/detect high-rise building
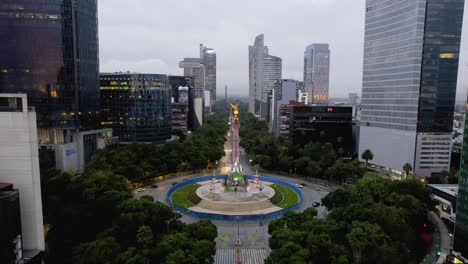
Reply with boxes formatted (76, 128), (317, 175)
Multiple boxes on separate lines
(303, 44), (330, 104)
(0, 94), (44, 260)
(263, 55), (282, 120)
(169, 76), (196, 130)
(348, 93), (359, 106)
(454, 97), (468, 258)
(280, 104), (354, 155)
(249, 34), (282, 119)
(358, 0), (464, 177)
(269, 80), (301, 136)
(100, 73), (172, 144)
(0, 0), (100, 141)
(200, 44), (217, 106)
(0, 182), (22, 263)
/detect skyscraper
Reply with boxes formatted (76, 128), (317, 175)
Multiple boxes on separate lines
(0, 0), (100, 142)
(248, 34), (282, 119)
(200, 44), (217, 106)
(454, 96), (468, 257)
(269, 79), (301, 136)
(100, 73), (172, 143)
(303, 44), (330, 104)
(358, 0), (464, 177)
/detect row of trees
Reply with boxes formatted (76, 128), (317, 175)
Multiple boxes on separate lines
(266, 174), (434, 264)
(239, 107), (365, 183)
(86, 110), (228, 183)
(41, 169), (217, 263)
(40, 109), (232, 263)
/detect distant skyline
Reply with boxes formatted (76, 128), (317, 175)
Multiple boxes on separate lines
(99, 0), (468, 99)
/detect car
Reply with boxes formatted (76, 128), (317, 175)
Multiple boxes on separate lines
(301, 183), (307, 186)
(150, 184), (158, 188)
(172, 182), (179, 186)
(137, 188), (145, 192)
(295, 183), (303, 188)
(313, 202), (320, 207)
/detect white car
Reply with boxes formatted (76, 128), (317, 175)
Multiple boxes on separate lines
(295, 184), (303, 188)
(137, 188), (146, 192)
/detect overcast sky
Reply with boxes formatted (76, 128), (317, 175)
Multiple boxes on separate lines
(99, 0), (468, 100)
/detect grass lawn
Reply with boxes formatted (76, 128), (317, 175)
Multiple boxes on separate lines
(171, 183), (202, 208)
(269, 184), (299, 208)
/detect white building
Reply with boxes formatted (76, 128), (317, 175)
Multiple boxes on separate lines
(0, 94), (44, 255)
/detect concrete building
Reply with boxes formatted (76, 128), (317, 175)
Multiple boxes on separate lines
(303, 44), (330, 104)
(359, 0), (465, 177)
(100, 73), (172, 144)
(248, 34), (282, 119)
(55, 128), (115, 172)
(0, 94), (44, 260)
(269, 80), (301, 136)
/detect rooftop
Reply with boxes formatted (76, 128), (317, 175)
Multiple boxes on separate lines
(428, 184), (458, 197)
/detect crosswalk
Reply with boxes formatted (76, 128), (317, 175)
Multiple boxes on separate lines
(215, 248), (271, 264)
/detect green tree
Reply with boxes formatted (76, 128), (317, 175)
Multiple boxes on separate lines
(403, 163), (412, 178)
(72, 237), (120, 264)
(361, 149), (373, 168)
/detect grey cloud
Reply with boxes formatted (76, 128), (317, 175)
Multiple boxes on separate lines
(99, 0), (468, 99)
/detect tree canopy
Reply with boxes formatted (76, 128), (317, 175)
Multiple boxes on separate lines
(267, 174), (434, 264)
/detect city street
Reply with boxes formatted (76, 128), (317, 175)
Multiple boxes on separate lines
(134, 142), (336, 263)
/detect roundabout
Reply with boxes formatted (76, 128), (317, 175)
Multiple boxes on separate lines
(167, 174), (302, 221)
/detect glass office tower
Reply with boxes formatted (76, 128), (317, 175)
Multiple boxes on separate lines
(359, 0), (464, 177)
(100, 73), (172, 143)
(248, 34), (282, 120)
(0, 0), (99, 131)
(303, 44), (330, 104)
(455, 98), (468, 257)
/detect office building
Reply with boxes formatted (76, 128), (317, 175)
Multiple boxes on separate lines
(269, 80), (301, 136)
(263, 55), (282, 120)
(0, 182), (22, 263)
(100, 73), (172, 144)
(0, 0), (100, 140)
(303, 44), (330, 104)
(348, 93), (359, 106)
(0, 94), (44, 260)
(200, 44), (217, 106)
(169, 76), (197, 130)
(171, 102), (188, 133)
(359, 0), (464, 177)
(249, 34), (282, 119)
(455, 99), (468, 257)
(280, 104), (354, 156)
(179, 44), (216, 117)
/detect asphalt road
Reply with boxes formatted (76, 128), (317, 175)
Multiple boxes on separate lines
(133, 145), (336, 251)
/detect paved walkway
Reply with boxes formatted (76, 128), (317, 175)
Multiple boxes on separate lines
(215, 249), (270, 264)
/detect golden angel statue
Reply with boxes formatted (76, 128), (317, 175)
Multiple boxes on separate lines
(229, 102), (240, 118)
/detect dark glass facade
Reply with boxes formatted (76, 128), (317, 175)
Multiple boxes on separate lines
(0, 183), (22, 264)
(169, 76), (196, 131)
(100, 74), (172, 143)
(417, 0), (464, 133)
(284, 105), (354, 156)
(455, 102), (468, 256)
(0, 0), (99, 129)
